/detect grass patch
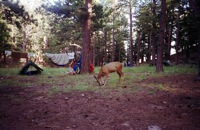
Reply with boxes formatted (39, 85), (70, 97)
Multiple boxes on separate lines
(0, 64), (197, 76)
(0, 68), (19, 76)
(48, 86), (63, 95)
(0, 77), (34, 87)
(42, 68), (67, 76)
(0, 64), (197, 95)
(164, 65), (197, 74)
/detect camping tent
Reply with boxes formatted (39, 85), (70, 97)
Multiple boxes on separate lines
(19, 61), (43, 75)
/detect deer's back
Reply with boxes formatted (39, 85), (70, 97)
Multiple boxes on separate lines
(102, 62), (122, 73)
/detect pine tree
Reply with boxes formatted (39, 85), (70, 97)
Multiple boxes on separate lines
(156, 0), (166, 72)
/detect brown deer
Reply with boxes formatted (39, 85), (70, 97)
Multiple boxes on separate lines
(94, 62), (124, 86)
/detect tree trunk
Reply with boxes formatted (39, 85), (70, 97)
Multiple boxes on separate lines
(118, 45), (121, 62)
(90, 32), (95, 66)
(111, 19), (115, 62)
(3, 51), (6, 63)
(136, 31), (141, 67)
(129, 0), (134, 66)
(93, 33), (96, 66)
(189, 0), (200, 78)
(111, 1), (116, 62)
(104, 29), (108, 62)
(151, 31), (156, 66)
(22, 25), (30, 52)
(43, 36), (48, 50)
(165, 1), (174, 61)
(23, 30), (27, 52)
(81, 0), (92, 73)
(175, 6), (180, 65)
(156, 0), (166, 72)
(151, 0), (157, 66)
(147, 33), (151, 63)
(198, 40), (200, 78)
(166, 24), (172, 60)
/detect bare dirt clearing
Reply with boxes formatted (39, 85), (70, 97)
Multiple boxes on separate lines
(0, 74), (200, 130)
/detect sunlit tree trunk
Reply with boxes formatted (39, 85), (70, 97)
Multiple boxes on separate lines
(81, 0), (92, 73)
(22, 30), (27, 52)
(156, 0), (166, 72)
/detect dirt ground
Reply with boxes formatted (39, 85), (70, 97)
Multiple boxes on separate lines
(0, 74), (200, 130)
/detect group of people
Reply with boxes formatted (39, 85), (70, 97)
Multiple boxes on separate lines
(67, 60), (94, 75)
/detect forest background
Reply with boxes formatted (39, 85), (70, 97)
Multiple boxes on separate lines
(0, 0), (199, 76)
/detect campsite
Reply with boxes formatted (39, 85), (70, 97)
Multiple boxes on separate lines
(0, 66), (200, 130)
(0, 0), (200, 130)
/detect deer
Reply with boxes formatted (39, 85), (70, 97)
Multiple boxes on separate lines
(94, 62), (124, 86)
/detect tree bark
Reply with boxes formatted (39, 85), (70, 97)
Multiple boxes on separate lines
(198, 38), (200, 78)
(166, 24), (172, 60)
(111, 27), (115, 62)
(23, 30), (27, 52)
(3, 51), (6, 63)
(156, 0), (166, 72)
(189, 0), (200, 78)
(151, 0), (157, 66)
(104, 29), (108, 62)
(165, 0), (174, 61)
(81, 0), (92, 73)
(93, 32), (96, 66)
(22, 25), (30, 52)
(111, 1), (116, 62)
(147, 33), (151, 63)
(175, 6), (180, 65)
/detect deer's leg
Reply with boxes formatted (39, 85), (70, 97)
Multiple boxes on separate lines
(117, 70), (124, 81)
(117, 72), (121, 82)
(120, 71), (124, 81)
(116, 70), (124, 85)
(103, 75), (108, 86)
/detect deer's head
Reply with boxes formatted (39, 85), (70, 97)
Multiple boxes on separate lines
(94, 75), (103, 86)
